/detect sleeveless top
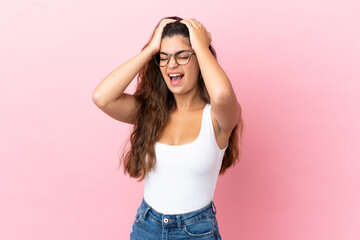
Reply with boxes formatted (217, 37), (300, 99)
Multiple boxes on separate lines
(143, 103), (228, 214)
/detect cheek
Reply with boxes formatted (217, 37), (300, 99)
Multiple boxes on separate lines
(160, 69), (167, 80)
(189, 60), (200, 76)
(187, 65), (200, 80)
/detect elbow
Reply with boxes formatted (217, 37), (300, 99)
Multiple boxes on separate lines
(92, 91), (105, 108)
(212, 88), (232, 105)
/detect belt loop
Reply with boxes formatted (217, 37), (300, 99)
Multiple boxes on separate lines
(142, 206), (151, 220)
(176, 215), (181, 229)
(211, 201), (217, 215)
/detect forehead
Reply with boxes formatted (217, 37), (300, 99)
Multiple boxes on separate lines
(160, 35), (192, 53)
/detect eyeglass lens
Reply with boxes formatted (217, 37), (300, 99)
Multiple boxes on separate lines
(156, 51), (192, 66)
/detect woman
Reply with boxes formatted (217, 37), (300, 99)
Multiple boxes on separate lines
(92, 16), (243, 240)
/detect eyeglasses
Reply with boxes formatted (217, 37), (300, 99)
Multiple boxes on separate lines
(153, 50), (196, 67)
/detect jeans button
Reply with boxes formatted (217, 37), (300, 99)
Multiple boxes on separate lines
(163, 218), (169, 223)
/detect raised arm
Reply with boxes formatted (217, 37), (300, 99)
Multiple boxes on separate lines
(92, 18), (176, 124)
(180, 18), (240, 132)
(92, 47), (152, 124)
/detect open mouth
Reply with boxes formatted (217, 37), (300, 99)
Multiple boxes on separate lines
(168, 73), (184, 85)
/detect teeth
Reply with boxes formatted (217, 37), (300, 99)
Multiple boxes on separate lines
(169, 74), (182, 77)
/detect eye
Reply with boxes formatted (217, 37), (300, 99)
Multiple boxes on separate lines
(159, 53), (168, 61)
(176, 51), (190, 59)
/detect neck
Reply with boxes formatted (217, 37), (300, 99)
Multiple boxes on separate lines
(172, 87), (206, 112)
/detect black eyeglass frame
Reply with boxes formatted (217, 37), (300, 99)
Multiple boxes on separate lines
(153, 50), (196, 67)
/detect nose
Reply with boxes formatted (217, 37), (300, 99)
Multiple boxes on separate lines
(168, 54), (178, 68)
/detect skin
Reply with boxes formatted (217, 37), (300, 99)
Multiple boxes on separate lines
(156, 19), (239, 149)
(92, 18), (240, 150)
(159, 35), (203, 110)
(157, 35), (207, 146)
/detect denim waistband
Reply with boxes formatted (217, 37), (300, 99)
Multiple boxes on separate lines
(138, 198), (217, 229)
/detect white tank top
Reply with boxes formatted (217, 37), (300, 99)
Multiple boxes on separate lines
(143, 103), (228, 214)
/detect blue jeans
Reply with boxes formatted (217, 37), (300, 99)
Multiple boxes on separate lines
(130, 198), (222, 239)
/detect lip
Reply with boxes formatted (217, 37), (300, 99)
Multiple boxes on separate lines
(167, 71), (184, 76)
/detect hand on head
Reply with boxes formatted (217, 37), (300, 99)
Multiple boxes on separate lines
(147, 17), (211, 56)
(180, 18), (212, 53)
(147, 18), (177, 55)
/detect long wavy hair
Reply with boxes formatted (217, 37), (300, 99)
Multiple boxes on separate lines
(119, 16), (244, 182)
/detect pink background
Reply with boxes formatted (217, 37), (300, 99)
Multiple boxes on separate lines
(1, 0), (359, 239)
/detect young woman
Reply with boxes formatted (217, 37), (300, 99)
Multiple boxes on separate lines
(92, 16), (243, 240)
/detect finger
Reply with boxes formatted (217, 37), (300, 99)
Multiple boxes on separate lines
(164, 18), (177, 23)
(180, 19), (196, 29)
(159, 18), (176, 27)
(190, 18), (202, 28)
(163, 18), (177, 25)
(187, 18), (200, 28)
(157, 18), (176, 31)
(163, 17), (177, 22)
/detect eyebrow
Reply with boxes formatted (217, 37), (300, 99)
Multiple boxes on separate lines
(159, 50), (189, 54)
